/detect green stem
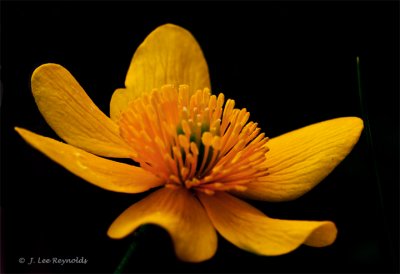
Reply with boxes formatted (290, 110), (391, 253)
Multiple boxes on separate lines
(356, 57), (394, 262)
(356, 57), (384, 210)
(114, 227), (145, 274)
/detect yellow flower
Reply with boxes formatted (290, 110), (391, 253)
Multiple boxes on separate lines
(16, 24), (363, 263)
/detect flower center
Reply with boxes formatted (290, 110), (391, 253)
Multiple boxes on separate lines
(119, 85), (269, 195)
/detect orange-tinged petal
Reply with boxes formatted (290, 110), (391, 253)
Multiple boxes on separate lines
(15, 127), (163, 193)
(232, 117), (363, 201)
(110, 24), (210, 121)
(198, 191), (337, 256)
(31, 63), (131, 158)
(108, 187), (217, 262)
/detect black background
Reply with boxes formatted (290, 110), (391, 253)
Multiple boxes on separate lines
(1, 1), (399, 273)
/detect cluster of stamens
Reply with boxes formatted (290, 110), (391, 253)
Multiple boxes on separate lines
(119, 85), (269, 195)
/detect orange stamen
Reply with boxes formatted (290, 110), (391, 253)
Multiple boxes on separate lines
(119, 85), (269, 194)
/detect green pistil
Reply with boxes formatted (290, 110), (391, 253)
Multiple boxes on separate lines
(176, 121), (216, 177)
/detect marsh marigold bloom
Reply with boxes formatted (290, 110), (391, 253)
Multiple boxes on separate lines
(16, 24), (363, 262)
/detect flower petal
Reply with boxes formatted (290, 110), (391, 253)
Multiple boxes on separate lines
(31, 63), (131, 158)
(108, 187), (217, 262)
(15, 128), (163, 193)
(110, 24), (210, 121)
(198, 191), (337, 256)
(232, 117), (363, 201)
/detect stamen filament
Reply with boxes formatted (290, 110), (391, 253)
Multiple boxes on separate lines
(119, 85), (269, 194)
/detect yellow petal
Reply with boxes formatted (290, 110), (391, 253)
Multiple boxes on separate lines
(110, 24), (210, 121)
(15, 128), (163, 193)
(198, 191), (337, 256)
(232, 117), (363, 201)
(108, 187), (217, 262)
(31, 63), (131, 158)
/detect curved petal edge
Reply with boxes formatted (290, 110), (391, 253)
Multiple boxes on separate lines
(232, 117), (364, 201)
(15, 127), (163, 193)
(110, 24), (210, 121)
(198, 192), (337, 256)
(32, 63), (131, 158)
(108, 187), (217, 262)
